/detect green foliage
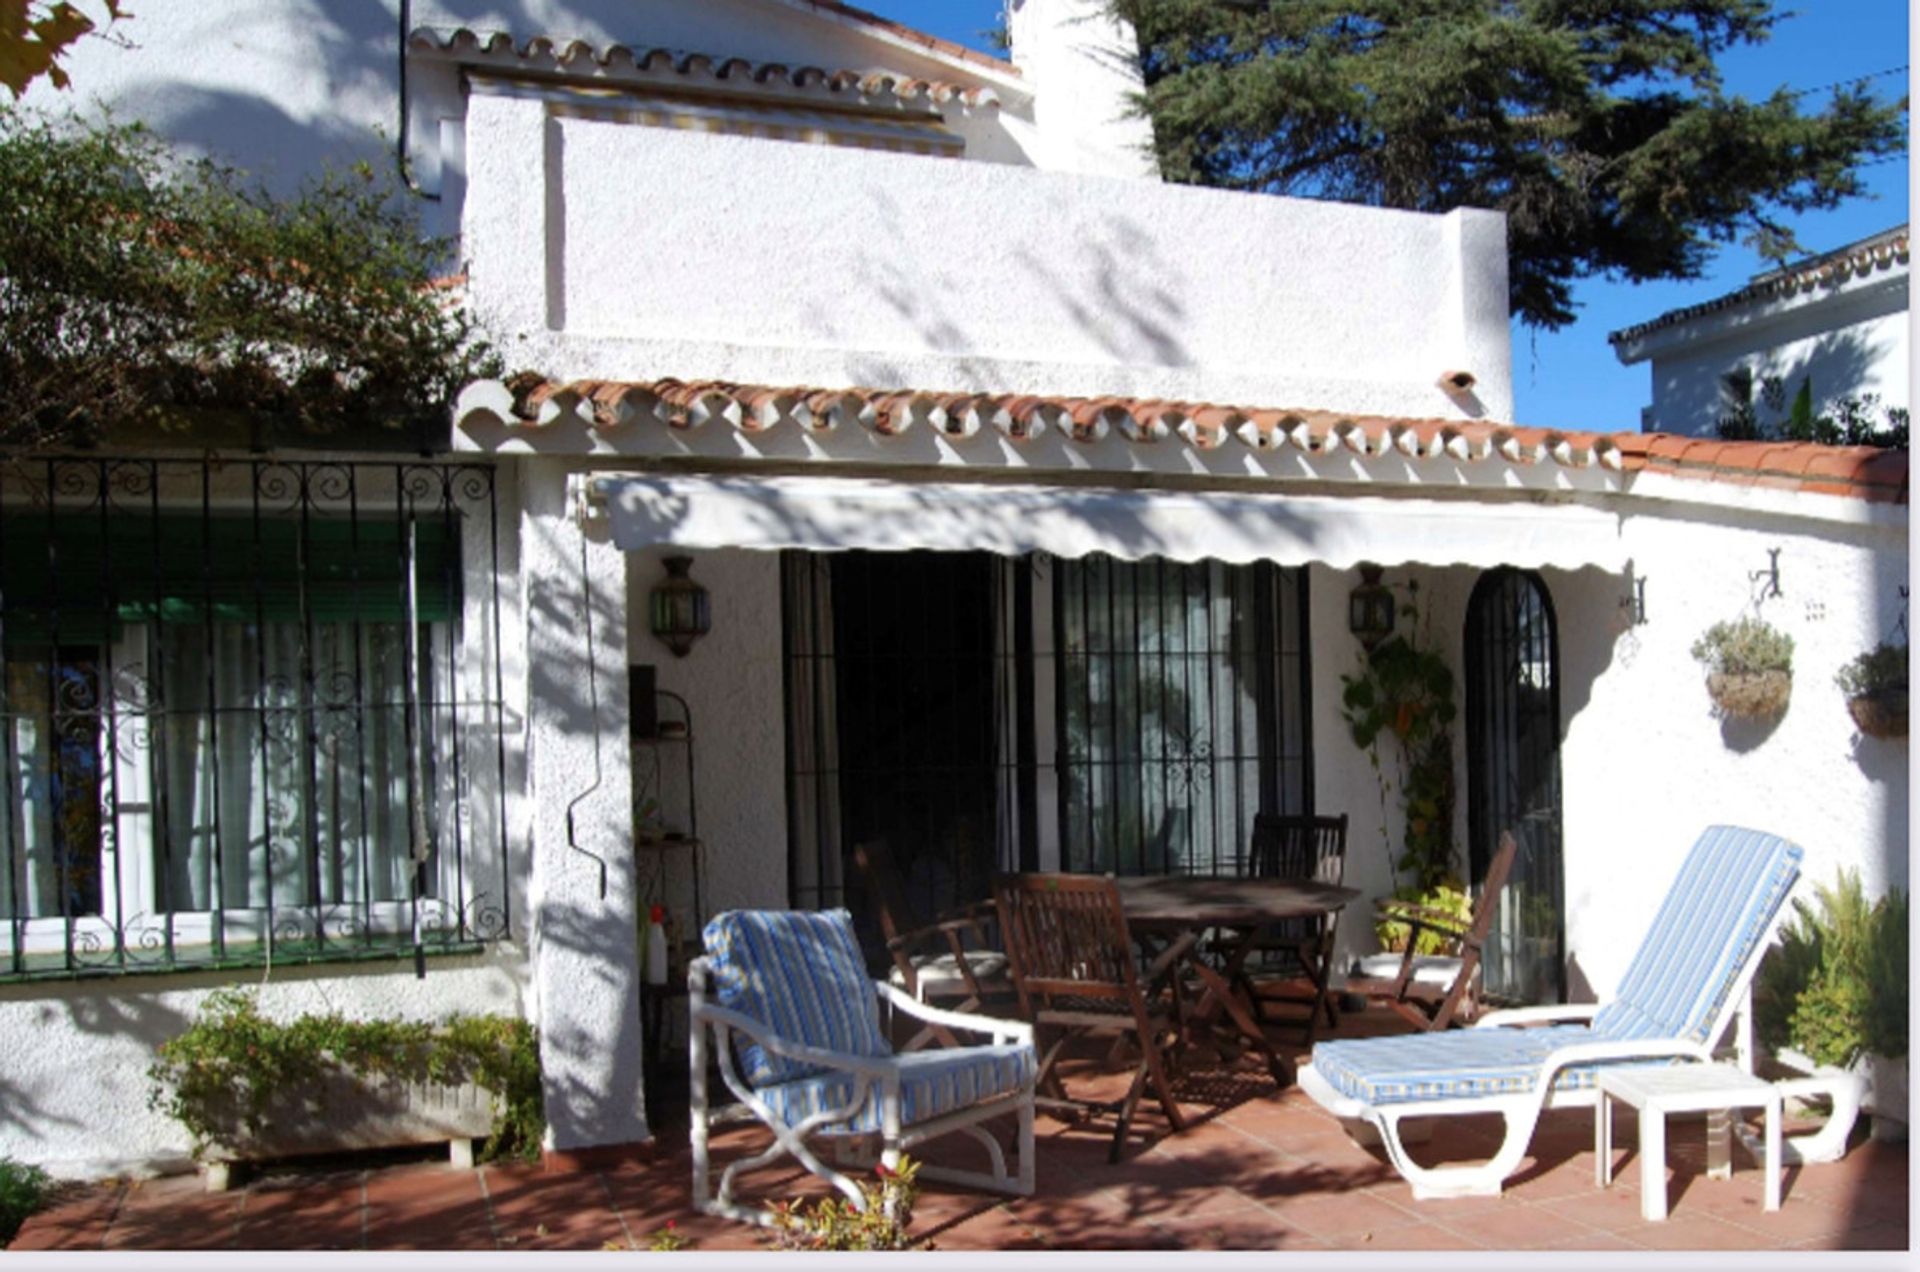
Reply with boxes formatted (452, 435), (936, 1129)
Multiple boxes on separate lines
(0, 1), (125, 98)
(1755, 870), (1907, 1068)
(0, 1155), (51, 1245)
(1835, 642), (1908, 698)
(146, 988), (544, 1163)
(0, 108), (499, 448)
(1112, 0), (1908, 329)
(1717, 370), (1909, 448)
(1339, 600), (1458, 891)
(769, 1157), (925, 1251)
(647, 1220), (693, 1251)
(1374, 879), (1471, 955)
(1690, 617), (1793, 676)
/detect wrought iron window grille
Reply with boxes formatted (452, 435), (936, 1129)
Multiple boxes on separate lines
(0, 456), (514, 981)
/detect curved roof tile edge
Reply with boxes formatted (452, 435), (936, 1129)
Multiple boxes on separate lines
(409, 26), (1004, 110)
(458, 375), (1903, 505)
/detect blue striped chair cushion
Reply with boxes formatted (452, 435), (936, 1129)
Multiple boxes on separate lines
(756, 1044), (1035, 1133)
(703, 909), (893, 1087)
(1312, 1026), (1607, 1105)
(1592, 826), (1802, 1046)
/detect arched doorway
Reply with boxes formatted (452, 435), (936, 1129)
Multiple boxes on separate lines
(1465, 568), (1564, 1005)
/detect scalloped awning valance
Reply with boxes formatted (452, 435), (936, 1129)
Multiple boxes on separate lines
(587, 473), (1630, 572)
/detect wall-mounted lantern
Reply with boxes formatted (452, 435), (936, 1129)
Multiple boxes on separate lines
(650, 555), (710, 657)
(1348, 563), (1396, 650)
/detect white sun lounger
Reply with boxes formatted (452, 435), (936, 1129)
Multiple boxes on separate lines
(1300, 825), (1804, 1199)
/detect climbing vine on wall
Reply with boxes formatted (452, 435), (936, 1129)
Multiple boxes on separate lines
(1338, 582), (1458, 893)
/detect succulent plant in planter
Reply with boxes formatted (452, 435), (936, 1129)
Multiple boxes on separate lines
(1691, 617), (1794, 719)
(1835, 642), (1908, 739)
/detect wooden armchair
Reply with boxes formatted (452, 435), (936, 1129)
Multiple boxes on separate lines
(1234, 813), (1349, 1044)
(853, 840), (1011, 1051)
(1344, 829), (1519, 1030)
(992, 872), (1191, 1162)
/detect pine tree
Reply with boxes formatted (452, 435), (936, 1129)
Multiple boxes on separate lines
(1112, 1), (1907, 328)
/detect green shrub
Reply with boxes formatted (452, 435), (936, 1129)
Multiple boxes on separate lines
(1756, 870), (1907, 1068)
(0, 1156), (51, 1245)
(1835, 643), (1908, 698)
(147, 988), (545, 1162)
(0, 108), (500, 448)
(1691, 617), (1794, 676)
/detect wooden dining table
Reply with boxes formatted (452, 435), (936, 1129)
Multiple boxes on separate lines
(1112, 875), (1360, 1086)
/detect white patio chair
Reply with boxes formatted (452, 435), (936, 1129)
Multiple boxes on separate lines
(689, 908), (1036, 1226)
(1300, 825), (1804, 1199)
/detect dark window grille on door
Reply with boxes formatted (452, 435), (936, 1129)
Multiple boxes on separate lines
(1053, 556), (1310, 877)
(1465, 568), (1564, 1005)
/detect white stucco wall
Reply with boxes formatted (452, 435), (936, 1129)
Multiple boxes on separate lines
(1551, 490), (1907, 1002)
(1619, 265), (1909, 437)
(464, 93), (1513, 421)
(516, 461), (648, 1152)
(0, 955), (525, 1179)
(1007, 0), (1157, 179)
(625, 548), (790, 923)
(20, 0), (1079, 249)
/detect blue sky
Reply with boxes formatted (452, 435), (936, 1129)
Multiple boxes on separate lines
(874, 1), (1911, 432)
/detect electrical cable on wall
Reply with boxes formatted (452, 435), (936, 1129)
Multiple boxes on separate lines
(564, 532), (611, 900)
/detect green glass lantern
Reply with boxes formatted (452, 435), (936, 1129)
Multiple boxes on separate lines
(1348, 563), (1396, 650)
(650, 555), (710, 657)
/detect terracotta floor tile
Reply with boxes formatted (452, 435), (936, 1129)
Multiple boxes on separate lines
(1254, 1187), (1425, 1241)
(1629, 1212), (1783, 1251)
(1425, 1198), (1605, 1249)
(1320, 1220), (1484, 1250)
(1790, 1219), (1910, 1251)
(1148, 1204), (1324, 1251)
(482, 1174), (626, 1251)
(1530, 1228), (1646, 1251)
(104, 1189), (244, 1251)
(7, 1183), (125, 1251)
(1542, 1185), (1673, 1232)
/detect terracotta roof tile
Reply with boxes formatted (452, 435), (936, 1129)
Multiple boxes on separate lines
(1610, 225), (1908, 348)
(409, 26), (1003, 110)
(454, 376), (1908, 506)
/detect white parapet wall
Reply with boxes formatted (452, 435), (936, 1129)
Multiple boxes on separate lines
(462, 90), (1513, 422)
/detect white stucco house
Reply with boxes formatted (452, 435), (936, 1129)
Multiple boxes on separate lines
(1, 0), (1906, 1178)
(1610, 225), (1911, 437)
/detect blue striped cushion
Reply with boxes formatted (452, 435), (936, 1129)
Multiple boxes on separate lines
(1312, 826), (1802, 1108)
(703, 909), (893, 1086)
(1313, 1026), (1607, 1104)
(756, 1045), (1035, 1133)
(1592, 826), (1802, 1045)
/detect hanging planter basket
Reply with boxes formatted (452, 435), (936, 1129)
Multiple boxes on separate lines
(1847, 687), (1909, 739)
(1706, 669), (1792, 719)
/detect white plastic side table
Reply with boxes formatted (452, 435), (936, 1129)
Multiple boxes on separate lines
(1596, 1063), (1781, 1222)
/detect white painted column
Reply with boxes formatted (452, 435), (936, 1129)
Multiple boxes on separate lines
(520, 459), (647, 1150)
(1007, 0), (1159, 180)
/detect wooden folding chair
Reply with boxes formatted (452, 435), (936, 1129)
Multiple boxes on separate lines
(992, 872), (1190, 1163)
(1233, 813), (1348, 1043)
(1344, 829), (1519, 1031)
(853, 839), (1011, 1051)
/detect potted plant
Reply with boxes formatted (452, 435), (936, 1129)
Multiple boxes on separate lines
(1754, 870), (1908, 1142)
(1835, 642), (1908, 739)
(1691, 617), (1794, 719)
(148, 989), (545, 1189)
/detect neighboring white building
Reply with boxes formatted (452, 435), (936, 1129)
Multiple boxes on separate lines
(0, 0), (1906, 1179)
(1610, 225), (1911, 436)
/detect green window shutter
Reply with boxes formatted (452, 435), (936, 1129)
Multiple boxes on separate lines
(0, 515), (458, 645)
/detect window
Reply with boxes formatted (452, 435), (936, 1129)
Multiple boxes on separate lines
(1054, 556), (1310, 876)
(0, 459), (512, 979)
(782, 549), (1311, 927)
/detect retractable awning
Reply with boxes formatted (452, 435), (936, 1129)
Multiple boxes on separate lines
(589, 473), (1630, 572)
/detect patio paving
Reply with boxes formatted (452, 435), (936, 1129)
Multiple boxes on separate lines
(9, 1004), (1909, 1253)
